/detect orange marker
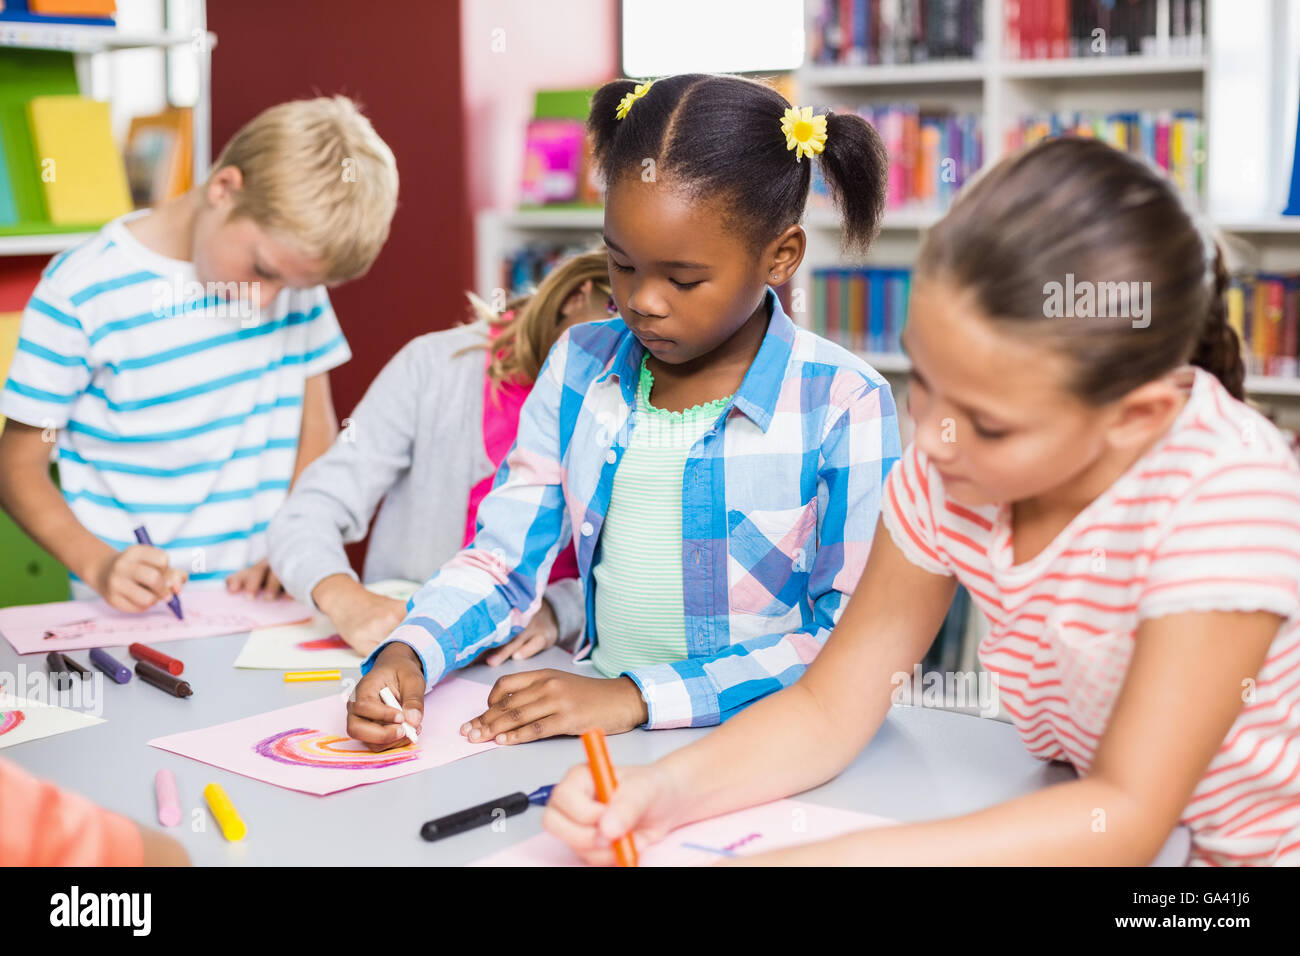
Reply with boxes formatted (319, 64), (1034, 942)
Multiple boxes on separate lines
(581, 729), (638, 867)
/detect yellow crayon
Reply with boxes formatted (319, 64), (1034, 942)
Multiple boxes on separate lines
(284, 670), (342, 682)
(204, 782), (247, 842)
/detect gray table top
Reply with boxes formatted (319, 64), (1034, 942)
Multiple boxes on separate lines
(1, 630), (1080, 866)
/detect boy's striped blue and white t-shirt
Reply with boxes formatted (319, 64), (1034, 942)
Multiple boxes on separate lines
(0, 213), (351, 592)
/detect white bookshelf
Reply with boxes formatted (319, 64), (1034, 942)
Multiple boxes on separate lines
(473, 0), (1300, 422)
(0, 1), (214, 258)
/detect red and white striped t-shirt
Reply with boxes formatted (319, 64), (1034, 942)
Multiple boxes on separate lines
(882, 366), (1300, 866)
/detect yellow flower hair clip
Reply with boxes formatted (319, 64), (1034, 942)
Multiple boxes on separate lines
(616, 81), (654, 120)
(781, 105), (828, 162)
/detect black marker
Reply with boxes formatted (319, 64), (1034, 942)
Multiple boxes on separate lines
(45, 651), (72, 691)
(420, 785), (553, 842)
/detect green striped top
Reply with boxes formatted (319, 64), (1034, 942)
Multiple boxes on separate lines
(590, 355), (733, 678)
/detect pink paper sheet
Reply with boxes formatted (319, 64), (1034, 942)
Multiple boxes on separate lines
(473, 798), (897, 866)
(148, 677), (498, 796)
(0, 590), (313, 654)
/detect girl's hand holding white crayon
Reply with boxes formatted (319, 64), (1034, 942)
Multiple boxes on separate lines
(90, 544), (187, 614)
(346, 642), (426, 751)
(460, 670), (648, 745)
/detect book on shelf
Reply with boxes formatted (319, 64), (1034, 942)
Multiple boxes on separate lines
(0, 48), (79, 232)
(124, 106), (192, 207)
(519, 88), (603, 210)
(1005, 109), (1203, 208)
(498, 239), (603, 297)
(811, 105), (981, 217)
(0, 0), (115, 26)
(811, 265), (912, 355)
(810, 0), (984, 66)
(1231, 273), (1300, 380)
(27, 94), (132, 225)
(1006, 0), (1204, 60)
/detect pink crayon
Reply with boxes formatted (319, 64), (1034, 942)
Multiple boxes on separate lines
(155, 769), (182, 827)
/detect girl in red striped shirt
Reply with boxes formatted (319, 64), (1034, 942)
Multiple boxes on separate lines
(543, 137), (1300, 866)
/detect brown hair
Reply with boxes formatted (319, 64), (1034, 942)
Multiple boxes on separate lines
(917, 137), (1244, 402)
(212, 96), (399, 284)
(461, 246), (613, 393)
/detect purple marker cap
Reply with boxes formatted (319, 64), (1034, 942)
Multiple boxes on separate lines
(132, 525), (184, 620)
(89, 647), (131, 684)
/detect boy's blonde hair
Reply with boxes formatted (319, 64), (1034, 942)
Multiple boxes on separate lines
(211, 96), (399, 283)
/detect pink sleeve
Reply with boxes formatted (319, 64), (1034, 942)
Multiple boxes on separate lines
(0, 758), (144, 866)
(880, 443), (953, 576)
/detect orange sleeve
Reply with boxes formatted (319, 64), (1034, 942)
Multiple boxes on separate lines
(0, 757), (144, 866)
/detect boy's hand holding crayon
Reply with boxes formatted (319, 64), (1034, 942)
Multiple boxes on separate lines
(89, 544), (188, 614)
(347, 643), (427, 751)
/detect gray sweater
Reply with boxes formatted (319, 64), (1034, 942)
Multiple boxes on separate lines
(268, 321), (586, 646)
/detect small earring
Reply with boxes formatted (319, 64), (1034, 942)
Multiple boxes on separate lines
(606, 294), (618, 315)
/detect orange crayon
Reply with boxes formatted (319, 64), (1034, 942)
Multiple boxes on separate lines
(581, 729), (638, 867)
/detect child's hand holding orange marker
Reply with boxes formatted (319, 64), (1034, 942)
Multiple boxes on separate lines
(581, 730), (638, 866)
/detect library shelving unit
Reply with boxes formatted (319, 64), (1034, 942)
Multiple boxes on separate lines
(0, 1), (215, 258)
(794, 0), (1300, 424)
(475, 1), (1300, 421)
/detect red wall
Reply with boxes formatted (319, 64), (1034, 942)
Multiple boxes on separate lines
(209, 0), (472, 412)
(209, 0), (472, 574)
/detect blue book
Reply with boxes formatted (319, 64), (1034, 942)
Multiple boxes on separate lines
(0, 139), (16, 226)
(868, 266), (886, 352)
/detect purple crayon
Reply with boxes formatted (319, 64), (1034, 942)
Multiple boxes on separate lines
(132, 526), (184, 620)
(89, 648), (132, 684)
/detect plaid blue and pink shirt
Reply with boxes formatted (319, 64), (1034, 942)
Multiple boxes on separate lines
(362, 287), (901, 728)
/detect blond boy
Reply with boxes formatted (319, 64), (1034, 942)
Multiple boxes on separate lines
(0, 96), (398, 610)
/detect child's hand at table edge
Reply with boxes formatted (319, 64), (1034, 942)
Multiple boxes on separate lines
(459, 670), (648, 745)
(313, 575), (407, 656)
(543, 761), (679, 866)
(90, 544), (188, 613)
(346, 642), (426, 751)
(225, 557), (285, 599)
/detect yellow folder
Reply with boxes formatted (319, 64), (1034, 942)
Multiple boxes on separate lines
(27, 95), (132, 226)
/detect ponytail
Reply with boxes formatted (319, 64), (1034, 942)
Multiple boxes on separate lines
(586, 79), (644, 173)
(819, 111), (888, 256)
(585, 74), (888, 260)
(1189, 242), (1246, 401)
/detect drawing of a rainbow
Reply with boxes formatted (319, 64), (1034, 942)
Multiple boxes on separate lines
(0, 710), (26, 737)
(253, 727), (418, 769)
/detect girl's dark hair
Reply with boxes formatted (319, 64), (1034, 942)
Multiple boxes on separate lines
(587, 74), (888, 256)
(918, 137), (1244, 402)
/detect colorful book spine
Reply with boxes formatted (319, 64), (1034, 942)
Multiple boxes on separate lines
(1006, 109), (1202, 207)
(811, 104), (981, 216)
(1006, 0), (1199, 60)
(810, 0), (982, 64)
(811, 266), (914, 356)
